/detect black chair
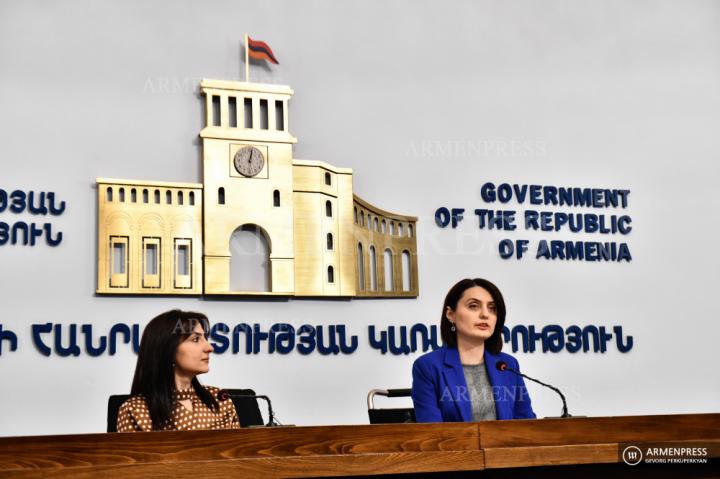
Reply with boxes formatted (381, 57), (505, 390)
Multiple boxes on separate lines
(107, 388), (264, 432)
(367, 388), (416, 424)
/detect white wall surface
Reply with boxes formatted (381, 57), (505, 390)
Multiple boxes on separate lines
(0, 0), (718, 436)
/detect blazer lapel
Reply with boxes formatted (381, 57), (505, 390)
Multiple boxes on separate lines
(484, 350), (511, 420)
(441, 347), (472, 422)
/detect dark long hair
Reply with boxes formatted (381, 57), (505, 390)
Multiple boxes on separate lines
(130, 309), (218, 429)
(440, 278), (507, 354)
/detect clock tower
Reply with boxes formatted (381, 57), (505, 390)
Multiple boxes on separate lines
(199, 79), (296, 294)
(97, 75), (418, 298)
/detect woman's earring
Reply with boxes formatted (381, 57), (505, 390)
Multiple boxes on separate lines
(450, 323), (456, 332)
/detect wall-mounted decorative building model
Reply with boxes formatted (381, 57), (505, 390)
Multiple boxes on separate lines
(97, 79), (418, 298)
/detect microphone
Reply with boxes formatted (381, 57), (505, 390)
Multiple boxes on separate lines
(217, 390), (279, 427)
(496, 360), (570, 418)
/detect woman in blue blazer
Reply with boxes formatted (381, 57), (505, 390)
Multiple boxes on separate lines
(411, 278), (536, 422)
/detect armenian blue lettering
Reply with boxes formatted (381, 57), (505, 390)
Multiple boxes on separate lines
(2, 322), (631, 356)
(0, 188), (65, 247)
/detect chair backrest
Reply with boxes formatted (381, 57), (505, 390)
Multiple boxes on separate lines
(367, 388), (416, 424)
(107, 394), (130, 432)
(368, 408), (416, 424)
(225, 388), (264, 427)
(107, 388), (264, 432)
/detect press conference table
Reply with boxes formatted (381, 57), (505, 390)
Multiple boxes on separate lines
(0, 414), (718, 478)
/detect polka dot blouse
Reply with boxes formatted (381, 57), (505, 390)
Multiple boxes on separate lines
(116, 385), (240, 432)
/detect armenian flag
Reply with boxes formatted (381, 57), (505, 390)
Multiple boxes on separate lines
(247, 36), (279, 64)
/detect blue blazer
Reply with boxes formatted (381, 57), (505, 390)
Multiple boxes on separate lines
(411, 346), (536, 422)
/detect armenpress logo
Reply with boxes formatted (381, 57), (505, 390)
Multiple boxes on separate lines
(622, 446), (643, 466)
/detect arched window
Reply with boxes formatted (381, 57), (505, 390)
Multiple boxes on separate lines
(119, 188), (125, 202)
(398, 223), (404, 237)
(273, 190), (280, 207)
(357, 243), (365, 290)
(360, 211), (365, 226)
(390, 222), (396, 235)
(354, 207), (358, 224)
(325, 172), (332, 186)
(106, 187), (113, 202)
(326, 200), (333, 217)
(381, 220), (386, 234)
(327, 232), (333, 250)
(218, 187), (225, 205)
(373, 217), (379, 231)
(178, 191), (184, 205)
(384, 249), (394, 291)
(327, 265), (335, 283)
(408, 224), (414, 238)
(369, 245), (377, 291)
(154, 189), (160, 204)
(142, 189), (148, 203)
(189, 191), (195, 205)
(166, 190), (172, 204)
(402, 251), (411, 291)
(367, 214), (371, 229)
(130, 189), (137, 203)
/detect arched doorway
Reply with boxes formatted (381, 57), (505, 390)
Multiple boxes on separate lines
(229, 224), (270, 292)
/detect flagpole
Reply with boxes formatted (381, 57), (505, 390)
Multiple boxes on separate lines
(244, 32), (250, 82)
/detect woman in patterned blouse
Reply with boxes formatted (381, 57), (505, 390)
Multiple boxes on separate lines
(117, 310), (240, 432)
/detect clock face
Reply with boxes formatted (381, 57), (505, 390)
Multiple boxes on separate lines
(233, 146), (265, 177)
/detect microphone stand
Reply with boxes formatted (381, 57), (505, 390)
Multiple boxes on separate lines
(251, 394), (279, 427)
(498, 363), (571, 418)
